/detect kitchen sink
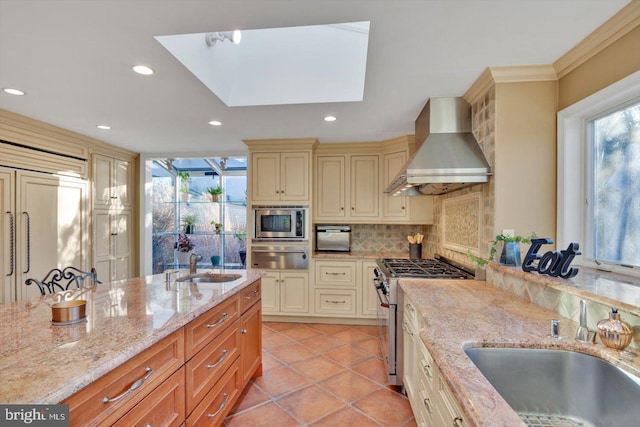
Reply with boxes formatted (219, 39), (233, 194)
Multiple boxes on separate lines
(176, 273), (242, 283)
(464, 347), (640, 427)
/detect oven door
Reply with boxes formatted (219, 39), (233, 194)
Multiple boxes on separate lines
(250, 246), (309, 270)
(374, 282), (398, 385)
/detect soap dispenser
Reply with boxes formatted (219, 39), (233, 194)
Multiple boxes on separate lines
(596, 308), (634, 350)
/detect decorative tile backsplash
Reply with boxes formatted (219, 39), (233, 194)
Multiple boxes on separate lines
(442, 192), (482, 255)
(350, 224), (426, 253)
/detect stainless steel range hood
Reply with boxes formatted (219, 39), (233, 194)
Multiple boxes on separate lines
(385, 97), (491, 196)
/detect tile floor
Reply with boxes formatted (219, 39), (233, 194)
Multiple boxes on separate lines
(223, 322), (416, 427)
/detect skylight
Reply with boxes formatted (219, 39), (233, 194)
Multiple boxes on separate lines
(155, 22), (370, 107)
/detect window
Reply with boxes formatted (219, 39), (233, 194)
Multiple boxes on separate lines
(558, 70), (640, 276)
(588, 102), (640, 267)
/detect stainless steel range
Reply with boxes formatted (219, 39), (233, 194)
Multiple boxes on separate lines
(373, 255), (474, 387)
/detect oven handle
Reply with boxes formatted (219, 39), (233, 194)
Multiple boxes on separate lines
(252, 249), (307, 254)
(374, 285), (390, 308)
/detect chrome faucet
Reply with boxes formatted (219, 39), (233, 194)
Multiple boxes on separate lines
(189, 252), (201, 274)
(575, 300), (596, 343)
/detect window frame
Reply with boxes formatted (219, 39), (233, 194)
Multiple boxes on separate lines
(557, 70), (640, 277)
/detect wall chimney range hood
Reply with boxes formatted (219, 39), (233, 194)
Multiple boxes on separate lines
(385, 97), (491, 196)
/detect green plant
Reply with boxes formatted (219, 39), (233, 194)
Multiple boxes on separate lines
(467, 232), (537, 266)
(177, 171), (190, 194)
(206, 186), (223, 195)
(182, 214), (197, 225)
(211, 221), (222, 228)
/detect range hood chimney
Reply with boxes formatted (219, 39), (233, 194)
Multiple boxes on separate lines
(385, 97), (491, 196)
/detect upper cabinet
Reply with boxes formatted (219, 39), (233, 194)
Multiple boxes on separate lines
(250, 151), (310, 203)
(245, 138), (317, 205)
(93, 154), (133, 208)
(314, 138), (433, 224)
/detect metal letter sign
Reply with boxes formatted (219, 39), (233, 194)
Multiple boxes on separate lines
(522, 238), (581, 279)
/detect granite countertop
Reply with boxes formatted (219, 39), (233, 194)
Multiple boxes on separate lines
(0, 269), (263, 404)
(313, 251), (409, 259)
(400, 279), (640, 427)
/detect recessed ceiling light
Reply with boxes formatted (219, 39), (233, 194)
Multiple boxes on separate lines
(133, 65), (154, 75)
(208, 120), (222, 126)
(3, 88), (26, 96)
(324, 116), (337, 122)
(96, 125), (111, 130)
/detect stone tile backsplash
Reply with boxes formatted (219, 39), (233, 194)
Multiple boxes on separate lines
(350, 224), (427, 254)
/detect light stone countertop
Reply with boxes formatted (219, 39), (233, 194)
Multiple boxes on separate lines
(0, 269), (263, 404)
(313, 251), (409, 259)
(400, 279), (640, 427)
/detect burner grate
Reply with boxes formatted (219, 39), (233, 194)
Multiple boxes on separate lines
(381, 258), (473, 279)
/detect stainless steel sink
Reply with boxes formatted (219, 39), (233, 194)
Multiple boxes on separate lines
(464, 347), (640, 427)
(176, 273), (242, 283)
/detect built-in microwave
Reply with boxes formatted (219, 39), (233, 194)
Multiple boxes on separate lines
(253, 206), (308, 240)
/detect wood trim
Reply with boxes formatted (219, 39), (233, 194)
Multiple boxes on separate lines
(553, 1), (640, 79)
(0, 142), (87, 178)
(464, 65), (557, 104)
(243, 137), (318, 151)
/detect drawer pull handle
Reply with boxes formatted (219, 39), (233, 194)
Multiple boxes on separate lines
(453, 416), (464, 427)
(206, 349), (229, 369)
(206, 312), (228, 328)
(327, 272), (346, 276)
(102, 366), (153, 404)
(207, 392), (230, 418)
(423, 364), (432, 378)
(325, 300), (346, 304)
(402, 322), (413, 336)
(423, 397), (432, 413)
(244, 290), (259, 300)
(406, 303), (414, 312)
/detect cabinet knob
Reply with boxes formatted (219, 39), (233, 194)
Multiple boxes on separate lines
(402, 206), (406, 210)
(340, 207), (344, 211)
(351, 207), (354, 210)
(241, 328), (248, 334)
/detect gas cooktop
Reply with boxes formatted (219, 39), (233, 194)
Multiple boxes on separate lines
(380, 257), (474, 279)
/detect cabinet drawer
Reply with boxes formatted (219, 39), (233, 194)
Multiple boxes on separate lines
(186, 359), (241, 427)
(239, 279), (261, 313)
(185, 319), (240, 414)
(403, 295), (419, 329)
(64, 330), (185, 427)
(314, 289), (357, 315)
(314, 261), (357, 287)
(113, 366), (185, 427)
(184, 296), (239, 359)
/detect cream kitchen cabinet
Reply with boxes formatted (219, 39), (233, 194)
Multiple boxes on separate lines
(361, 260), (379, 318)
(250, 151), (311, 203)
(261, 271), (309, 315)
(1, 166), (89, 303)
(314, 154), (379, 222)
(93, 153), (133, 208)
(94, 210), (133, 282)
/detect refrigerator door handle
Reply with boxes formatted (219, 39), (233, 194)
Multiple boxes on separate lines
(6, 211), (14, 277)
(22, 211), (30, 274)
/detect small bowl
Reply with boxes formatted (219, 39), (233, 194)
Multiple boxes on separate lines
(51, 299), (87, 325)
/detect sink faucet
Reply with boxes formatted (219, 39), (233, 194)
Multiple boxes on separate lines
(575, 300), (596, 343)
(189, 252), (201, 274)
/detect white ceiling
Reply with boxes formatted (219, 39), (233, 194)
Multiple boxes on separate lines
(0, 0), (630, 155)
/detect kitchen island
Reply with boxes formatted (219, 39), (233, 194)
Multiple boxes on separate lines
(0, 269), (263, 426)
(400, 277), (640, 427)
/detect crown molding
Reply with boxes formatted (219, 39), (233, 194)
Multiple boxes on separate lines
(464, 65), (557, 104)
(553, 1), (640, 79)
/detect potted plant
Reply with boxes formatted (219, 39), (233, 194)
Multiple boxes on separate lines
(211, 221), (223, 234)
(206, 185), (223, 202)
(468, 232), (537, 268)
(174, 234), (194, 265)
(182, 214), (197, 234)
(177, 171), (190, 202)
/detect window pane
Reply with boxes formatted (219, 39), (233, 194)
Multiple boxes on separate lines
(591, 101), (640, 266)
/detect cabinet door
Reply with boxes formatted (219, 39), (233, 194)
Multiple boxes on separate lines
(113, 211), (132, 281)
(361, 261), (379, 318)
(94, 211), (113, 283)
(94, 154), (113, 208)
(261, 272), (280, 314)
(240, 301), (262, 387)
(251, 152), (280, 202)
(114, 159), (132, 207)
(350, 155), (379, 218)
(16, 171), (88, 301)
(280, 271), (309, 313)
(383, 150), (409, 219)
(315, 156), (346, 219)
(0, 168), (15, 304)
(280, 152), (310, 201)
